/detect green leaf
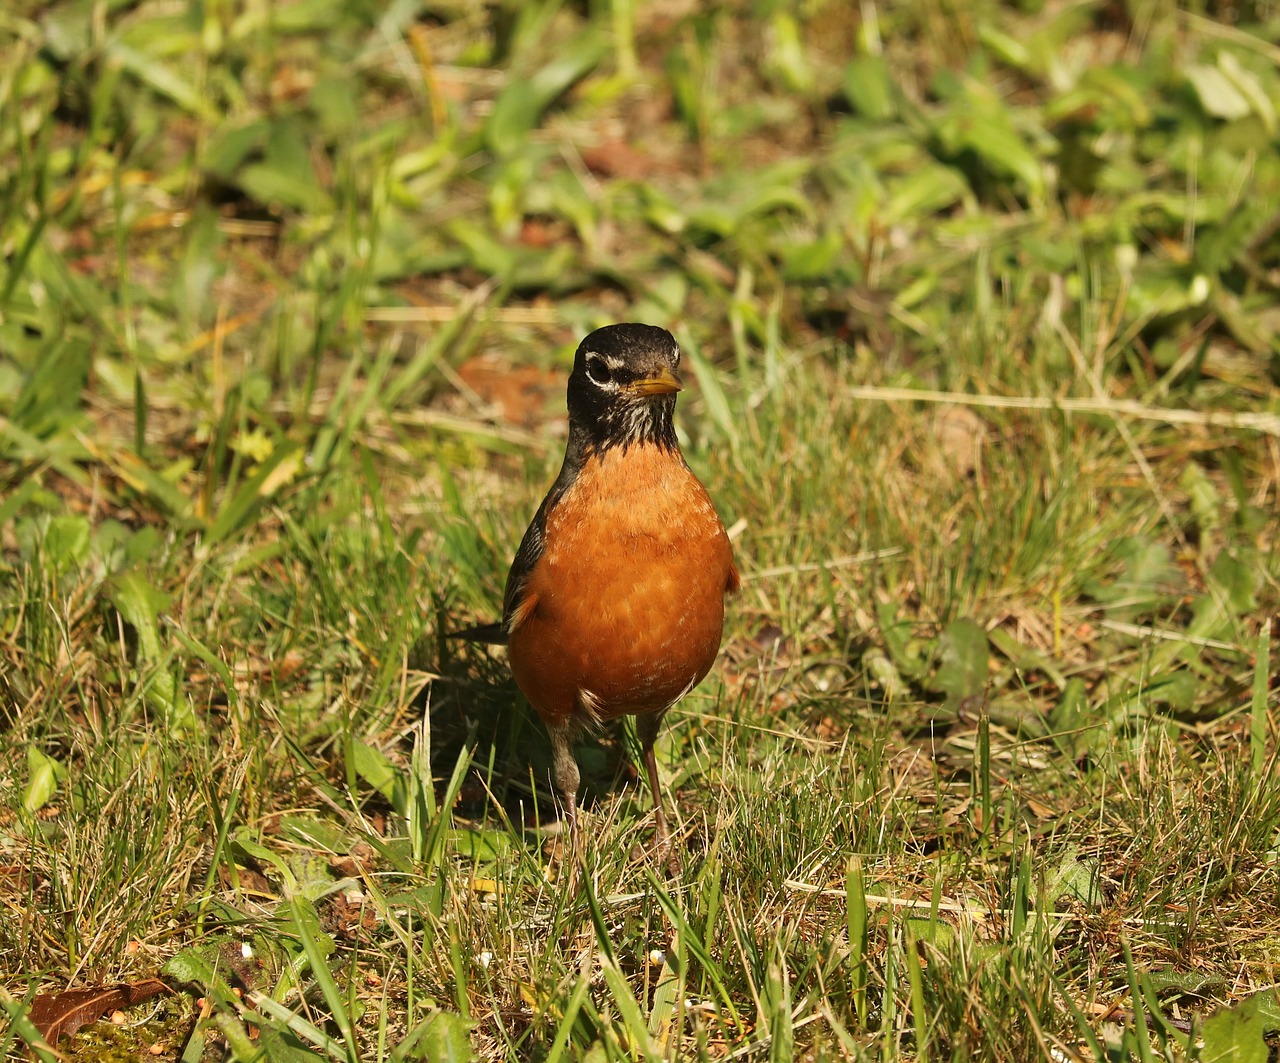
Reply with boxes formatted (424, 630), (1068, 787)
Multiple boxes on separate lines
(965, 115), (1045, 199)
(764, 12), (812, 95)
(1087, 536), (1181, 619)
(1199, 991), (1274, 1063)
(487, 30), (606, 156)
(390, 1010), (473, 1063)
(1217, 51), (1276, 134)
(162, 944), (222, 987)
(1049, 678), (1094, 758)
(106, 42), (219, 119)
(1046, 851), (1102, 908)
(204, 441), (303, 545)
(987, 627), (1065, 690)
(931, 619), (989, 707)
(42, 514), (90, 571)
(203, 119), (270, 180)
(1209, 550), (1258, 617)
(23, 747), (64, 813)
(108, 570), (171, 666)
(781, 230), (843, 282)
(238, 163), (332, 214)
(843, 54), (894, 120)
(884, 164), (967, 222)
(107, 569), (184, 719)
(1187, 63), (1251, 121)
(877, 601), (929, 679)
(599, 957), (665, 1061)
(448, 828), (513, 863)
(287, 897), (350, 1051)
(269, 0), (349, 33)
(350, 741), (403, 807)
(680, 331), (739, 455)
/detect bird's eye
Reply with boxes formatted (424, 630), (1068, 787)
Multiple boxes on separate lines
(586, 355), (613, 385)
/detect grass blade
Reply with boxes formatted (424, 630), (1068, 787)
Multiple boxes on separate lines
(1251, 619), (1272, 786)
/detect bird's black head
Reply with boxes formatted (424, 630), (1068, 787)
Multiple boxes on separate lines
(566, 323), (683, 455)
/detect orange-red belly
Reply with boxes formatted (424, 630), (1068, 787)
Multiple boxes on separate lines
(507, 445), (737, 727)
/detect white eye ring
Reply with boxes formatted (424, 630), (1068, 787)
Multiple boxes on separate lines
(585, 354), (613, 385)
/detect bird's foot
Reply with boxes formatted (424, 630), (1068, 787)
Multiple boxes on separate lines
(542, 813), (584, 889)
(629, 823), (682, 876)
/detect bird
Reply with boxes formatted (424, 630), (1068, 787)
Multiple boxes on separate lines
(454, 323), (739, 870)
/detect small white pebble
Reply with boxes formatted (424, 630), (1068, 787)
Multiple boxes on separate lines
(241, 941), (254, 960)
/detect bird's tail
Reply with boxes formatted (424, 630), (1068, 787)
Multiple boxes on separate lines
(445, 621), (508, 646)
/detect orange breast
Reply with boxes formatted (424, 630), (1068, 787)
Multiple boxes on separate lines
(507, 445), (737, 727)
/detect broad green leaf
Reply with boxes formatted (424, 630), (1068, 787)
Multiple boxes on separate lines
(106, 42), (218, 120)
(107, 569), (183, 719)
(162, 943), (226, 987)
(350, 741), (400, 802)
(764, 12), (812, 95)
(844, 54), (894, 120)
(877, 601), (929, 679)
(202, 119), (270, 180)
(965, 114), (1045, 199)
(884, 165), (967, 222)
(987, 627), (1065, 690)
(269, 0), (351, 33)
(279, 816), (361, 855)
(1210, 550), (1258, 617)
(448, 828), (513, 863)
(905, 915), (955, 949)
(1049, 678), (1094, 758)
(931, 618), (989, 707)
(1046, 852), (1102, 908)
(10, 338), (90, 436)
(245, 1026), (330, 1063)
(1187, 63), (1251, 121)
(1217, 51), (1276, 133)
(680, 331), (739, 455)
(1199, 992), (1273, 1063)
(1086, 536), (1181, 618)
(977, 24), (1030, 70)
(23, 747), (64, 813)
(781, 230), (843, 281)
(108, 570), (172, 665)
(487, 30), (606, 156)
(204, 441), (302, 545)
(390, 1010), (472, 1063)
(1148, 670), (1196, 712)
(238, 163), (332, 214)
(42, 514), (90, 571)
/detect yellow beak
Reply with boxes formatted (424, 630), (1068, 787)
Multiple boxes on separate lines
(623, 366), (683, 397)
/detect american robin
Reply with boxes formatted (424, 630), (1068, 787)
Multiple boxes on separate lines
(457, 323), (739, 867)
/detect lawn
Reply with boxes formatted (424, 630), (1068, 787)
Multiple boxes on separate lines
(2, 0), (1279, 1059)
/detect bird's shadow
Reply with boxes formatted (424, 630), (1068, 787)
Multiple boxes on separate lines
(427, 627), (634, 835)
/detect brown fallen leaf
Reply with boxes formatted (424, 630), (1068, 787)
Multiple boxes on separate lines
(455, 355), (561, 427)
(932, 405), (988, 478)
(580, 140), (675, 180)
(27, 978), (173, 1044)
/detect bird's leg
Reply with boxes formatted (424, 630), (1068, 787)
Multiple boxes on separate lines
(546, 720), (582, 878)
(637, 711), (680, 874)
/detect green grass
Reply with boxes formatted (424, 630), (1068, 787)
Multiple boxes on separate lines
(2, 0), (1280, 1059)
